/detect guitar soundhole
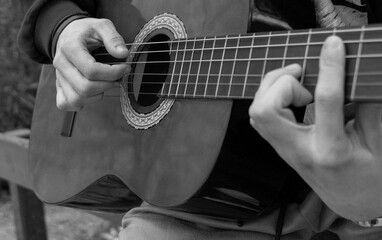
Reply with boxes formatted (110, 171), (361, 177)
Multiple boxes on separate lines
(129, 33), (171, 114)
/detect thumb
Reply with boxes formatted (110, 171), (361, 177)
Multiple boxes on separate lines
(96, 19), (129, 59)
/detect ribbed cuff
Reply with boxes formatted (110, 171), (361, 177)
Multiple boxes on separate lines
(50, 13), (89, 58)
(34, 0), (88, 62)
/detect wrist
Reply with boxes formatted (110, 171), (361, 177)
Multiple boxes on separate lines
(34, 0), (89, 61)
(51, 14), (89, 58)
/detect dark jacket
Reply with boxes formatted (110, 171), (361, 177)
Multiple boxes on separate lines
(20, 0), (380, 64)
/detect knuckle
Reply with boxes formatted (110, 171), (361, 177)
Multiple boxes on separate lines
(57, 101), (71, 111)
(264, 71), (276, 80)
(320, 54), (342, 69)
(249, 101), (272, 122)
(52, 56), (60, 69)
(98, 18), (114, 29)
(52, 54), (66, 70)
(315, 89), (341, 106)
(56, 101), (66, 110)
(263, 68), (286, 81)
(312, 148), (345, 170)
(278, 74), (295, 87)
(61, 43), (75, 56)
(76, 82), (94, 97)
(109, 35), (124, 46)
(81, 65), (98, 80)
(280, 74), (296, 82)
(67, 95), (82, 109)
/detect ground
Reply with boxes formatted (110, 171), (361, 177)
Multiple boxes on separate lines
(0, 191), (121, 240)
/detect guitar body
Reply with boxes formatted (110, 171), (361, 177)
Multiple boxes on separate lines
(30, 0), (305, 219)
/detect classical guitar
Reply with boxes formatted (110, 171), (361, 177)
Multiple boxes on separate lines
(29, 0), (382, 220)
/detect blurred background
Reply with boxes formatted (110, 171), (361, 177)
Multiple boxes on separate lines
(0, 0), (121, 239)
(0, 0), (40, 133)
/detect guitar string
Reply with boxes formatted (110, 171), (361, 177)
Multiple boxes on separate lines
(92, 24), (382, 51)
(104, 70), (382, 98)
(109, 70), (382, 80)
(91, 26), (380, 98)
(103, 82), (379, 98)
(104, 84), (380, 98)
(111, 79), (382, 89)
(105, 73), (382, 97)
(98, 53), (382, 66)
(93, 38), (382, 59)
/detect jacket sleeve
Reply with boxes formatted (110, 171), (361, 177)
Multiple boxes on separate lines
(17, 0), (96, 64)
(367, 0), (382, 23)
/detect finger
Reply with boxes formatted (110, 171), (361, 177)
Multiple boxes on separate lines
(60, 41), (129, 81)
(56, 70), (83, 111)
(95, 19), (129, 59)
(315, 35), (346, 141)
(56, 79), (71, 111)
(58, 38), (128, 81)
(354, 103), (382, 146)
(250, 74), (312, 127)
(258, 64), (302, 94)
(267, 74), (313, 109)
(56, 70), (104, 111)
(249, 75), (311, 162)
(56, 56), (114, 97)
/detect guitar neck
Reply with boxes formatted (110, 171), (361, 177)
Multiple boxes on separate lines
(160, 24), (382, 102)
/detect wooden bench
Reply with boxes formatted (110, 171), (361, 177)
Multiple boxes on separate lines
(0, 129), (123, 240)
(0, 129), (47, 240)
(0, 129), (338, 240)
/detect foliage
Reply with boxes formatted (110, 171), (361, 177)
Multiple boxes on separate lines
(0, 0), (41, 132)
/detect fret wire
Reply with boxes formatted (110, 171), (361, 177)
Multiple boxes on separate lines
(193, 37), (206, 98)
(215, 35), (228, 97)
(161, 40), (172, 96)
(352, 26), (365, 100)
(167, 39), (180, 96)
(301, 29), (312, 85)
(204, 36), (217, 97)
(93, 24), (382, 52)
(281, 30), (291, 68)
(242, 33), (255, 97)
(183, 37), (197, 97)
(261, 32), (272, 81)
(228, 34), (241, 97)
(175, 38), (187, 96)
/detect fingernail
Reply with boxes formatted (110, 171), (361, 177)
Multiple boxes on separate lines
(124, 64), (131, 73)
(117, 45), (128, 52)
(122, 64), (131, 77)
(325, 36), (342, 49)
(284, 63), (300, 70)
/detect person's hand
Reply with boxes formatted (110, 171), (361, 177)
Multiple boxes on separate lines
(249, 36), (382, 221)
(53, 18), (130, 111)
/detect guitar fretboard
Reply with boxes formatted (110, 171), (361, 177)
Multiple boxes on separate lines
(158, 24), (382, 102)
